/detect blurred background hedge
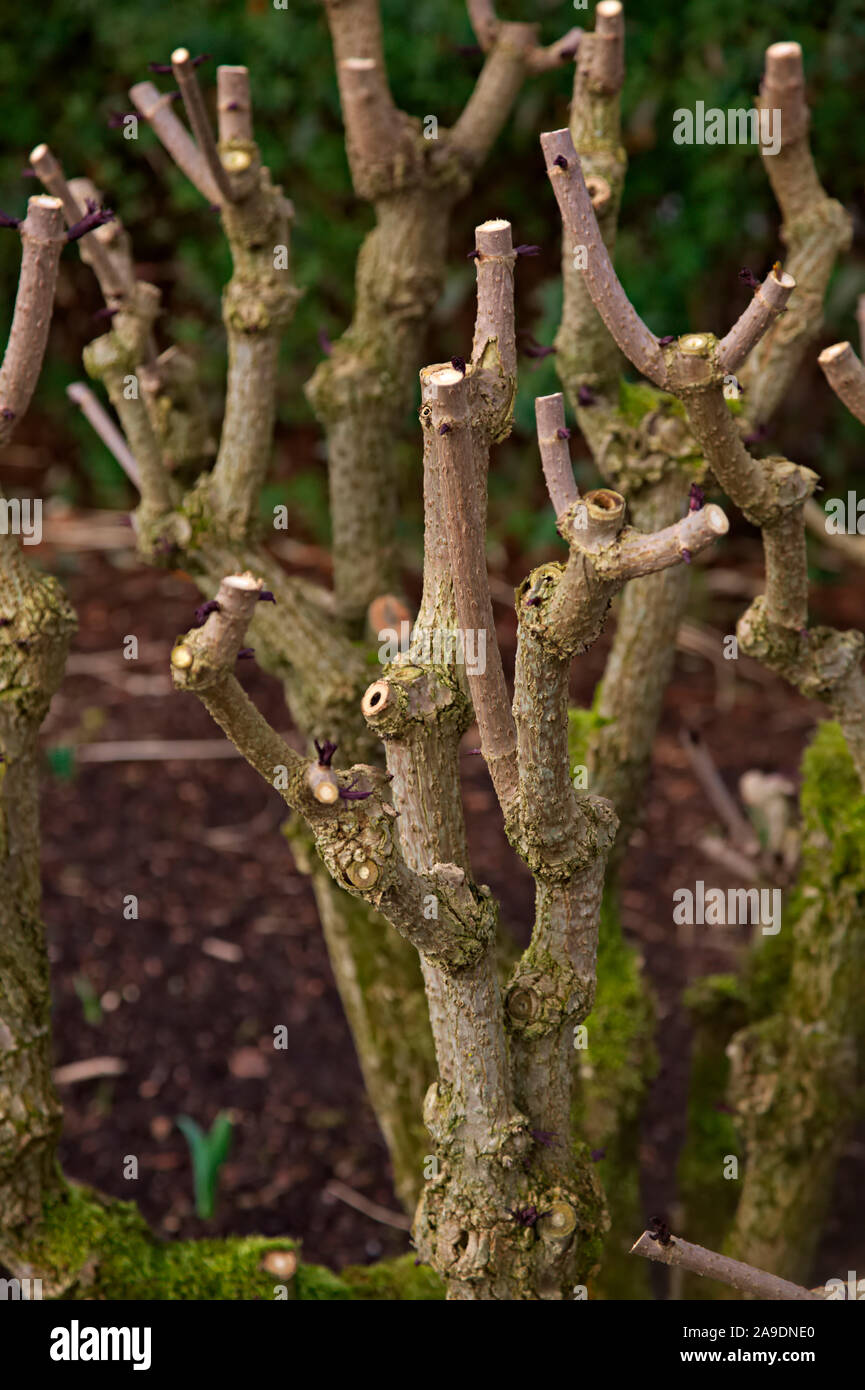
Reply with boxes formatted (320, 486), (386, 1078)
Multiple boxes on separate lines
(1, 0), (863, 558)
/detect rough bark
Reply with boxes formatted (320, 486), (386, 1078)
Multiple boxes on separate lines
(723, 722), (865, 1285)
(307, 1), (558, 628)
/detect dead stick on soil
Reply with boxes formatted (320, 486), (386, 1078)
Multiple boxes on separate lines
(631, 1229), (821, 1300)
(324, 1179), (412, 1231)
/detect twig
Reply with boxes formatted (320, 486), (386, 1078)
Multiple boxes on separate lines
(53, 1057), (127, 1085)
(170, 47), (234, 204)
(535, 393), (579, 517)
(129, 80), (223, 205)
(324, 1179), (412, 1232)
(630, 1228), (821, 1301)
(66, 382), (139, 486)
(680, 729), (761, 856)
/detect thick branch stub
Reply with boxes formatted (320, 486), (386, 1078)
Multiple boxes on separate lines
(818, 341), (865, 426)
(0, 196), (66, 447)
(761, 41), (809, 148)
(217, 65), (253, 145)
(472, 219), (517, 386)
(578, 0), (624, 94)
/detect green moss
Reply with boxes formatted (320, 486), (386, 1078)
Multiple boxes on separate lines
(339, 1253), (444, 1300)
(567, 698), (611, 775)
(7, 1179), (354, 1300)
(576, 891), (657, 1298)
(677, 975), (747, 1292)
(617, 377), (686, 427)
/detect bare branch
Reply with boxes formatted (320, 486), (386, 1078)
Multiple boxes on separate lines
(818, 341), (865, 426)
(598, 503), (730, 583)
(170, 47), (234, 204)
(534, 393), (578, 516)
(465, 0), (581, 76)
(471, 218), (517, 395)
(680, 729), (761, 856)
(29, 144), (129, 299)
(0, 196), (65, 447)
(129, 81), (223, 205)
(172, 574), (494, 971)
(541, 127), (667, 388)
(450, 24), (536, 168)
(740, 41), (852, 422)
(717, 267), (795, 374)
(429, 366), (519, 813)
(217, 65), (253, 145)
(631, 1228), (821, 1301)
(576, 0), (624, 92)
(66, 382), (140, 487)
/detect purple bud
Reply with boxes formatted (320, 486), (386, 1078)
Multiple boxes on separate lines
(191, 53), (212, 68)
(577, 384), (596, 406)
(258, 590), (276, 604)
(515, 244), (541, 257)
(237, 647), (255, 660)
(553, 154), (568, 169)
(226, 101), (239, 111)
(743, 424), (769, 446)
(0, 209), (21, 230)
(556, 427), (571, 440)
(450, 356), (466, 376)
(21, 168), (36, 179)
(148, 61), (173, 74)
(314, 739), (338, 767)
(681, 548), (692, 564)
(191, 599), (220, 628)
(338, 775), (372, 801)
(519, 333), (555, 359)
(438, 422), (451, 435)
(591, 1148), (606, 1162)
(739, 267), (760, 291)
(67, 204), (115, 243)
(688, 483), (705, 512)
(93, 306), (119, 322)
(1, 407), (16, 421)
(658, 334), (677, 347)
(318, 329), (333, 357)
(531, 1129), (559, 1148)
(466, 248), (480, 260)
